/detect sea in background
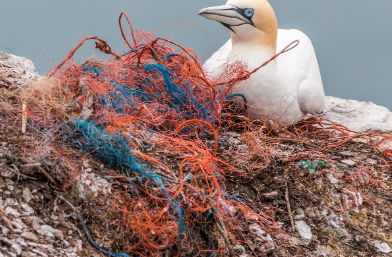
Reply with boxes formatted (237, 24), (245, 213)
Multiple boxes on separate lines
(1, 0), (391, 109)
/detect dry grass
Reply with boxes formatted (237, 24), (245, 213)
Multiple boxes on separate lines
(18, 77), (71, 121)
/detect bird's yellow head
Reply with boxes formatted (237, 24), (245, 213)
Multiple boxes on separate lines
(199, 0), (277, 52)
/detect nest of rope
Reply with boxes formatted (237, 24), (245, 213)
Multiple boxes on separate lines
(1, 12), (391, 257)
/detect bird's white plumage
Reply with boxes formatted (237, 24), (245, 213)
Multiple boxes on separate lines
(204, 30), (325, 123)
(200, 1), (326, 124)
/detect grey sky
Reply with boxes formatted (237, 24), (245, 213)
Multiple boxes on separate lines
(1, 1), (391, 109)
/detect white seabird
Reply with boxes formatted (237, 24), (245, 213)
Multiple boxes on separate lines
(199, 0), (326, 123)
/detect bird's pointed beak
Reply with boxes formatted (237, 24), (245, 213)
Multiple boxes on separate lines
(198, 5), (250, 27)
(198, 5), (235, 18)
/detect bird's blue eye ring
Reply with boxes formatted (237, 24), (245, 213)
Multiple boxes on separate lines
(244, 8), (254, 18)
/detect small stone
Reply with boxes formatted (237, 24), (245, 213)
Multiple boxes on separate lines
(4, 206), (21, 217)
(0, 212), (13, 229)
(262, 191), (279, 199)
(11, 244), (22, 255)
(20, 203), (34, 215)
(258, 241), (276, 253)
(0, 236), (13, 246)
(6, 180), (14, 186)
(237, 144), (249, 153)
(326, 173), (339, 184)
(76, 239), (83, 252)
(27, 242), (37, 247)
(4, 198), (19, 207)
(7, 252), (17, 257)
(30, 248), (48, 257)
(13, 229), (23, 234)
(340, 159), (356, 166)
(292, 236), (309, 246)
(228, 137), (241, 145)
(373, 241), (391, 253)
(314, 178), (323, 188)
(21, 232), (39, 242)
(233, 244), (246, 255)
(339, 151), (356, 157)
(324, 218), (352, 240)
(63, 240), (70, 247)
(40, 225), (55, 238)
(22, 188), (32, 203)
(293, 208), (305, 220)
(12, 219), (26, 230)
(64, 246), (75, 253)
(15, 238), (27, 247)
(0, 169), (14, 178)
(20, 252), (34, 257)
(53, 229), (64, 240)
(352, 138), (368, 143)
(0, 225), (9, 236)
(249, 223), (267, 237)
(295, 220), (312, 241)
(249, 223), (273, 246)
(342, 188), (363, 212)
(314, 245), (334, 257)
(83, 158), (91, 168)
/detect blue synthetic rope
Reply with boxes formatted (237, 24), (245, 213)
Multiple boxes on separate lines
(82, 65), (102, 76)
(145, 64), (182, 103)
(382, 193), (392, 199)
(161, 53), (178, 59)
(67, 120), (185, 234)
(81, 61), (213, 123)
(77, 213), (130, 257)
(224, 93), (248, 112)
(51, 191), (129, 257)
(144, 63), (211, 121)
(85, 194), (106, 218)
(186, 82), (207, 120)
(337, 166), (369, 179)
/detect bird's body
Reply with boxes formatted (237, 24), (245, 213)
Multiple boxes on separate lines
(199, 0), (326, 123)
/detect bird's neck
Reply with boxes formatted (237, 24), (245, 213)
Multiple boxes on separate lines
(230, 30), (277, 59)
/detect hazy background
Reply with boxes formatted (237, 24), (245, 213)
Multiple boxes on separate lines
(1, 1), (391, 109)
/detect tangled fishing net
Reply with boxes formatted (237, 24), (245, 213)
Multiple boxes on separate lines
(1, 12), (391, 257)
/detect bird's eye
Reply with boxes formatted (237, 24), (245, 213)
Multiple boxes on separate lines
(244, 8), (254, 18)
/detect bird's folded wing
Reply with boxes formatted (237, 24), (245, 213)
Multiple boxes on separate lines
(277, 29), (326, 114)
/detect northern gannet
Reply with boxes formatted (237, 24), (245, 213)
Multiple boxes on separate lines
(199, 0), (326, 123)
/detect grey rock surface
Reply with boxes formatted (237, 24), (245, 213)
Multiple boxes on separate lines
(323, 96), (392, 133)
(0, 51), (40, 84)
